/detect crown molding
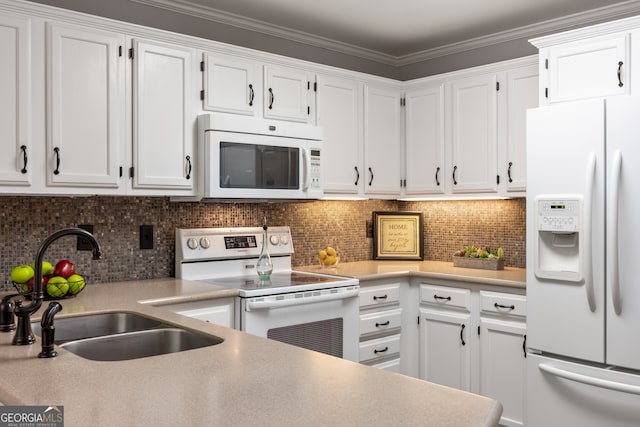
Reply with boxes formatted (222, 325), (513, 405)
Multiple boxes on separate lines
(132, 0), (640, 67)
(130, 0), (399, 65)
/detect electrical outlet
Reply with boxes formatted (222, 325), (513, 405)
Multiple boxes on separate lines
(140, 225), (154, 250)
(77, 224), (94, 251)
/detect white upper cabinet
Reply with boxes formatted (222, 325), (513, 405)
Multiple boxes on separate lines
(316, 74), (364, 196)
(544, 33), (629, 104)
(364, 84), (402, 197)
(500, 64), (538, 194)
(0, 12), (31, 188)
(131, 38), (196, 192)
(263, 64), (314, 123)
(450, 73), (498, 193)
(46, 22), (125, 189)
(404, 84), (445, 195)
(202, 52), (260, 116)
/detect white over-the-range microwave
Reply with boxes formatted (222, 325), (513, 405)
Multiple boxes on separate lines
(196, 113), (323, 201)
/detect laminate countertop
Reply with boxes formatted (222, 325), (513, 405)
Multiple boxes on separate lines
(297, 260), (526, 289)
(0, 273), (503, 426)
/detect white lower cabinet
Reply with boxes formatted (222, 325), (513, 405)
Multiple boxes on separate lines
(479, 291), (527, 427)
(419, 285), (472, 390)
(159, 298), (235, 328)
(416, 281), (526, 426)
(359, 281), (404, 371)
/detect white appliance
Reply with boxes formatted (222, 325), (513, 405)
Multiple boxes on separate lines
(197, 113), (323, 201)
(175, 226), (359, 361)
(526, 97), (640, 426)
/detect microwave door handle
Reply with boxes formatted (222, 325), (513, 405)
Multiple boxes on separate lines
(302, 148), (311, 191)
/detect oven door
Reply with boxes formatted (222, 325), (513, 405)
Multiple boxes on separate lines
(238, 286), (359, 361)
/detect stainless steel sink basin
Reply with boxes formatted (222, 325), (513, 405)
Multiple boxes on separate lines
(31, 311), (224, 361)
(60, 328), (223, 361)
(32, 312), (167, 344)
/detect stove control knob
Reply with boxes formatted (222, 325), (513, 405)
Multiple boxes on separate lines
(269, 234), (280, 245)
(186, 238), (199, 250)
(199, 237), (211, 249)
(279, 234), (290, 245)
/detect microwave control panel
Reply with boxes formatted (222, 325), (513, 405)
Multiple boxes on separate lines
(309, 149), (321, 190)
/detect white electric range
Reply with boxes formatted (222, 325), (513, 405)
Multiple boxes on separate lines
(175, 226), (359, 361)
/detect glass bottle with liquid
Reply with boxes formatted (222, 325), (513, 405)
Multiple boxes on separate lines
(256, 218), (273, 281)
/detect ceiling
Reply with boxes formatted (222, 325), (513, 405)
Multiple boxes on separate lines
(134, 0), (640, 65)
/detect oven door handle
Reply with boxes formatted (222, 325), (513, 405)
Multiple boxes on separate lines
(245, 288), (359, 311)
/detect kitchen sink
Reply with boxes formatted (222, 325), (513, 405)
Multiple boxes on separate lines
(31, 311), (224, 361)
(60, 328), (223, 361)
(32, 312), (168, 344)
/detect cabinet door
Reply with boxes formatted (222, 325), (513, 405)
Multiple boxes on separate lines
(364, 84), (402, 196)
(419, 308), (471, 391)
(202, 52), (260, 116)
(502, 65), (538, 193)
(0, 13), (31, 187)
(547, 33), (628, 103)
(263, 64), (312, 123)
(405, 85), (445, 195)
(132, 39), (195, 191)
(46, 22), (125, 188)
(316, 74), (363, 195)
(450, 73), (498, 193)
(479, 317), (526, 427)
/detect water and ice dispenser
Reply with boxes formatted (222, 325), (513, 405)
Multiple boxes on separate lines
(535, 196), (583, 282)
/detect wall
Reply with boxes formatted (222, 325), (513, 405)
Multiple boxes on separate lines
(0, 196), (525, 292)
(25, 0), (640, 81)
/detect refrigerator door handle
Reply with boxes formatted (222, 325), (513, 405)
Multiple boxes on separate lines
(539, 363), (640, 395)
(609, 149), (623, 315)
(584, 151), (597, 312)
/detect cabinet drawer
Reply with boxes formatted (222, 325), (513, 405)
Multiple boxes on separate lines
(480, 291), (526, 317)
(367, 357), (401, 373)
(359, 334), (401, 362)
(420, 284), (471, 310)
(360, 308), (402, 336)
(359, 284), (401, 308)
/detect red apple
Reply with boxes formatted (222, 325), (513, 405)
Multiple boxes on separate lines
(26, 275), (50, 289)
(53, 260), (75, 279)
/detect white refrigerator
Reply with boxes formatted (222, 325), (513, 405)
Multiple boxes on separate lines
(526, 97), (640, 426)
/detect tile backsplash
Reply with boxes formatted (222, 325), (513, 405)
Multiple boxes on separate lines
(0, 196), (525, 291)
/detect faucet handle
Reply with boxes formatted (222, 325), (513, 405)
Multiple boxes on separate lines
(0, 297), (16, 332)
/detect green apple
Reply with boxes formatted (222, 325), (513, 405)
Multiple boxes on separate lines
(46, 276), (69, 298)
(11, 265), (34, 284)
(31, 261), (53, 276)
(67, 274), (86, 295)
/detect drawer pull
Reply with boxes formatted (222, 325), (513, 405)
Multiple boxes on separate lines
(434, 294), (451, 302)
(373, 294), (388, 301)
(374, 346), (389, 354)
(494, 302), (515, 311)
(460, 324), (466, 346)
(375, 321), (390, 328)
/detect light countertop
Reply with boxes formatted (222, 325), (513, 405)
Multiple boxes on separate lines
(297, 260), (526, 289)
(0, 269), (504, 426)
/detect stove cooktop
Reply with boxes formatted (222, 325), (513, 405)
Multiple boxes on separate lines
(200, 271), (357, 297)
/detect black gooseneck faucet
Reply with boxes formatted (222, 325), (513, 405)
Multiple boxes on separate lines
(12, 227), (102, 347)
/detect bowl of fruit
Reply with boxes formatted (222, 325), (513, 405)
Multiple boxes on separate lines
(318, 246), (340, 268)
(11, 259), (87, 299)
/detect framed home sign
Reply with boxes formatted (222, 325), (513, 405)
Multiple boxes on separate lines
(372, 211), (424, 260)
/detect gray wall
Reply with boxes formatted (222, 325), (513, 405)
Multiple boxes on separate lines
(25, 0), (640, 80)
